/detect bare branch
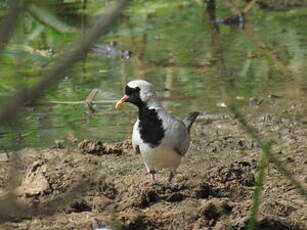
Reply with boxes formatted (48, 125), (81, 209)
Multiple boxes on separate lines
(243, 0), (258, 14)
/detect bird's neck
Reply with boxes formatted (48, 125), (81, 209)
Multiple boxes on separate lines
(137, 97), (163, 117)
(137, 102), (165, 147)
(138, 103), (158, 120)
(145, 96), (163, 110)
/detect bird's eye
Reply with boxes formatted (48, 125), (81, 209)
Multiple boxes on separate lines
(125, 86), (132, 95)
(125, 86), (140, 95)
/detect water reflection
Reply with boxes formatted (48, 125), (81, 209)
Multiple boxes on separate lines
(0, 1), (307, 150)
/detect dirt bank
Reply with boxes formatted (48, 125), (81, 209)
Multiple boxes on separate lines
(0, 97), (306, 230)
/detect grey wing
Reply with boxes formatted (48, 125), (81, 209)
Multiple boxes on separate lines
(175, 122), (190, 155)
(165, 118), (190, 156)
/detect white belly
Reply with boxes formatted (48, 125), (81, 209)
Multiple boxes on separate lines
(132, 118), (186, 173)
(141, 146), (182, 172)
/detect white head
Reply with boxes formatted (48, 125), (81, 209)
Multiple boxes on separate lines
(127, 80), (157, 103)
(115, 80), (159, 109)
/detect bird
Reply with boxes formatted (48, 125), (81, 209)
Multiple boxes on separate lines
(115, 80), (199, 183)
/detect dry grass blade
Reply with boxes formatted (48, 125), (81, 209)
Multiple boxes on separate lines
(247, 142), (270, 230)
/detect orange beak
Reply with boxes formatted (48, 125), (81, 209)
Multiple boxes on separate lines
(115, 95), (129, 109)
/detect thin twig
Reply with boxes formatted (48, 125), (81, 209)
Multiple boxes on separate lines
(27, 95), (196, 106)
(85, 89), (99, 112)
(27, 100), (118, 106)
(40, 100), (117, 105)
(243, 0), (258, 14)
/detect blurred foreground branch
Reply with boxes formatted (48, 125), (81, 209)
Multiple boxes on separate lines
(0, 0), (131, 124)
(229, 105), (307, 230)
(243, 23), (292, 79)
(0, 0), (131, 224)
(230, 106), (307, 200)
(224, 0), (292, 79)
(0, 0), (23, 49)
(248, 139), (270, 230)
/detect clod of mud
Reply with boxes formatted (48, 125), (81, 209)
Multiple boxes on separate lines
(257, 216), (305, 230)
(118, 209), (155, 230)
(13, 149), (118, 220)
(68, 200), (92, 213)
(133, 188), (159, 208)
(198, 199), (233, 227)
(260, 200), (297, 218)
(17, 159), (50, 197)
(203, 161), (256, 201)
(78, 139), (132, 155)
(193, 182), (214, 199)
(212, 161), (256, 186)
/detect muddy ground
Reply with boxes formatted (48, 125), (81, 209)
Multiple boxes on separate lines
(0, 96), (306, 230)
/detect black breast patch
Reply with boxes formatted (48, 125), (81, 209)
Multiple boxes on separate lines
(138, 106), (165, 148)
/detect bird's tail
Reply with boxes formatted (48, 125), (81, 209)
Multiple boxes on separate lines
(183, 112), (199, 133)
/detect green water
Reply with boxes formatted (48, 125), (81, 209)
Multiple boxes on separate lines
(0, 1), (307, 150)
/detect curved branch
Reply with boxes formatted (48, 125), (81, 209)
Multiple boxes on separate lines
(0, 0), (131, 124)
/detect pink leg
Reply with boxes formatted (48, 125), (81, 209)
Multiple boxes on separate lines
(168, 171), (175, 183)
(147, 169), (156, 182)
(149, 172), (156, 181)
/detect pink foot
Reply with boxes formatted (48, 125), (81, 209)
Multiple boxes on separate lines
(142, 171), (156, 186)
(149, 172), (156, 181)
